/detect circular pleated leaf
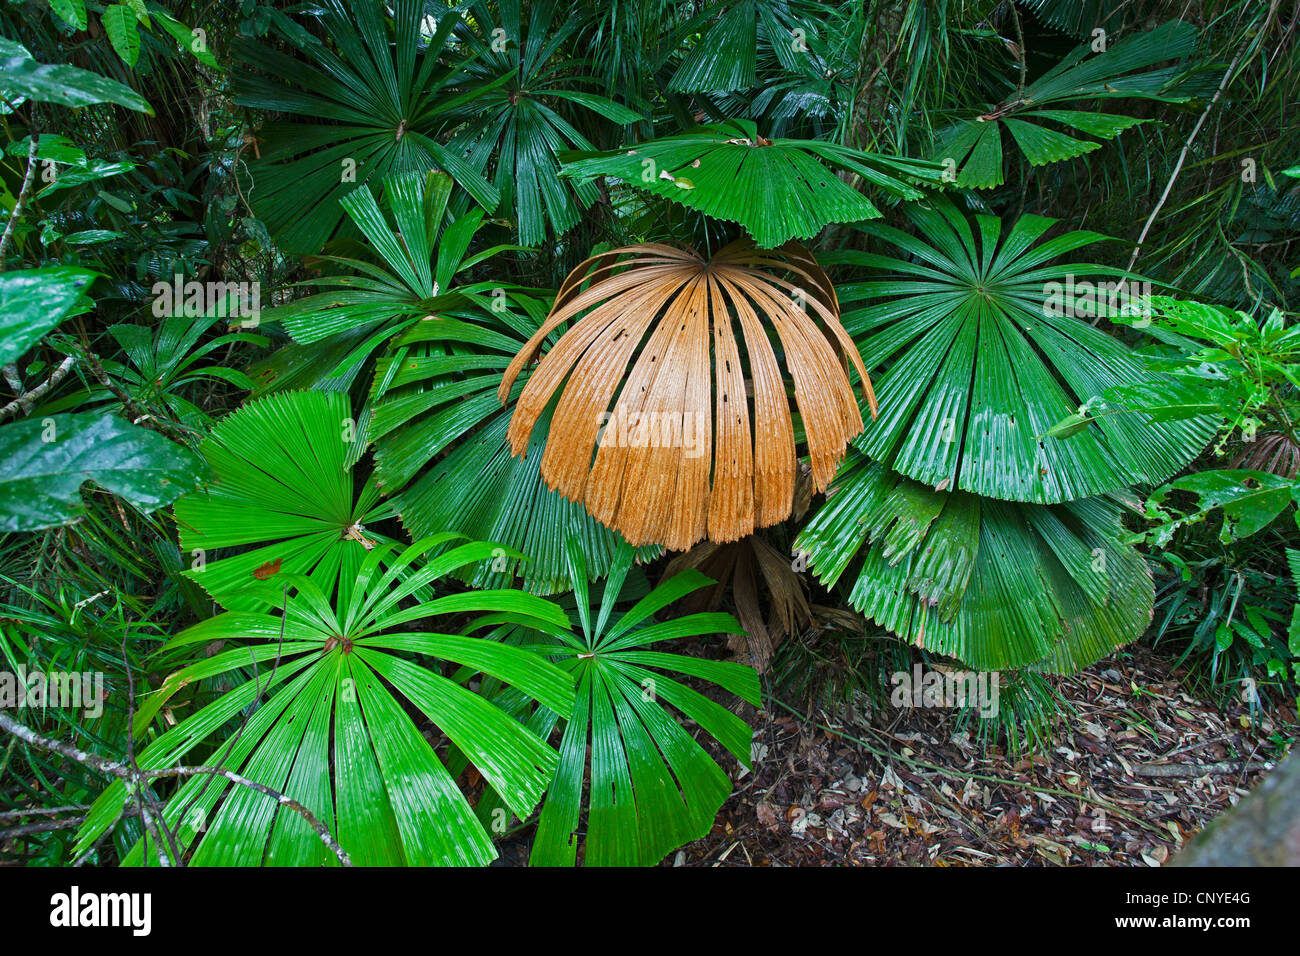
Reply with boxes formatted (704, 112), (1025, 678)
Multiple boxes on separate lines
(499, 239), (876, 552)
(174, 390), (393, 611)
(75, 539), (576, 867)
(796, 453), (1153, 673)
(232, 1), (497, 253)
(559, 118), (942, 249)
(831, 198), (1217, 503)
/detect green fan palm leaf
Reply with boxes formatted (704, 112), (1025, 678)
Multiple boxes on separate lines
(666, 0), (825, 94)
(444, 0), (644, 245)
(232, 0), (498, 252)
(560, 118), (944, 248)
(830, 198), (1216, 503)
(72, 537), (576, 866)
(796, 453), (1153, 673)
(174, 390), (394, 612)
(522, 538), (760, 866)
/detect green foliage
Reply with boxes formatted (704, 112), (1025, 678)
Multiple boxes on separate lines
(74, 538), (577, 866)
(1145, 470), (1296, 547)
(0, 35), (152, 113)
(258, 169), (651, 592)
(446, 0), (644, 246)
(562, 118), (942, 248)
(232, 0), (497, 252)
(0, 413), (207, 532)
(1106, 296), (1300, 701)
(527, 539), (759, 866)
(667, 0), (822, 94)
(92, 313), (267, 433)
(935, 21), (1194, 188)
(4, 0), (1298, 869)
(1106, 296), (1300, 454)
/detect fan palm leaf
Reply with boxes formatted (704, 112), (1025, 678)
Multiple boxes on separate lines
(73, 537), (576, 866)
(445, 0), (644, 245)
(499, 239), (876, 552)
(666, 0), (824, 94)
(173, 390), (395, 612)
(796, 453), (1153, 673)
(560, 118), (944, 248)
(232, 0), (497, 252)
(525, 538), (759, 866)
(830, 198), (1216, 503)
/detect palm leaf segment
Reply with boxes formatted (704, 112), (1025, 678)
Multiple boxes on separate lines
(74, 538), (577, 866)
(833, 198), (1217, 503)
(796, 452), (1153, 673)
(500, 240), (876, 552)
(527, 538), (760, 866)
(232, 0), (497, 252)
(560, 118), (943, 249)
(261, 170), (519, 361)
(446, 0), (644, 245)
(936, 21), (1195, 188)
(667, 0), (827, 94)
(174, 390), (394, 612)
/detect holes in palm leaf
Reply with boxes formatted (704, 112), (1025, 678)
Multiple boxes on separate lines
(498, 240), (878, 552)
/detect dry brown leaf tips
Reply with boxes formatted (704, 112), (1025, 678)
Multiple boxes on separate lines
(498, 240), (877, 551)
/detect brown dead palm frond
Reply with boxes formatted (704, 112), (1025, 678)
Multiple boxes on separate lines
(663, 533), (815, 673)
(1231, 432), (1300, 479)
(497, 239), (876, 552)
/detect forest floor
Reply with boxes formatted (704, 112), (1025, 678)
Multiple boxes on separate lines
(665, 646), (1298, 867)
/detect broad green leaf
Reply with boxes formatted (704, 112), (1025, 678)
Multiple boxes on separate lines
(0, 37), (151, 113)
(0, 413), (207, 532)
(173, 389), (394, 611)
(232, 0), (497, 252)
(1148, 470), (1295, 546)
(0, 267), (96, 365)
(102, 5), (141, 67)
(152, 11), (219, 68)
(47, 0), (88, 30)
(933, 22), (1192, 187)
(444, 1), (646, 245)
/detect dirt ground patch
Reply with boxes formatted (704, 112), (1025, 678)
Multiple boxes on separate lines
(667, 646), (1297, 867)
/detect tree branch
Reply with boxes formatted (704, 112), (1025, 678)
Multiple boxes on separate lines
(0, 354), (76, 421)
